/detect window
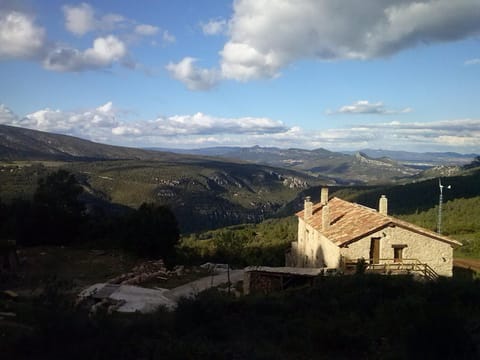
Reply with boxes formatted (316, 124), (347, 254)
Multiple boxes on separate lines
(393, 247), (403, 262)
(392, 245), (407, 263)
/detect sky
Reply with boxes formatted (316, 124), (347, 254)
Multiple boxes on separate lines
(0, 0), (480, 153)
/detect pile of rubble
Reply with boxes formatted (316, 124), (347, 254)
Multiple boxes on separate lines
(107, 260), (184, 286)
(78, 259), (183, 314)
(77, 263), (243, 314)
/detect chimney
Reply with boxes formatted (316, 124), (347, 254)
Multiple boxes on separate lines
(320, 187), (329, 205)
(322, 204), (330, 230)
(304, 196), (313, 219)
(379, 195), (388, 215)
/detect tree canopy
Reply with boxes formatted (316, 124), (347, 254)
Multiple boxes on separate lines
(30, 170), (85, 245)
(121, 203), (180, 260)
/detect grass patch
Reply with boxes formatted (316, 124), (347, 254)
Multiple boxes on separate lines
(3, 246), (139, 293)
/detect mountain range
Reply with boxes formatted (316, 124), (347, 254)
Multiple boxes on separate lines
(0, 124), (178, 161)
(1, 124), (477, 232)
(0, 125), (319, 232)
(342, 149), (477, 167)
(148, 145), (477, 184)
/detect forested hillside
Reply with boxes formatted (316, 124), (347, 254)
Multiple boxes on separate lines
(182, 167), (480, 265)
(0, 159), (319, 233)
(398, 197), (480, 257)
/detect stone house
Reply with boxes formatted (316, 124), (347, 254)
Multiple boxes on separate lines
(289, 188), (462, 277)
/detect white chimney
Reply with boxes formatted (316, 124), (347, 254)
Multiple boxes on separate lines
(322, 204), (330, 230)
(321, 187), (329, 205)
(379, 195), (388, 215)
(304, 196), (313, 219)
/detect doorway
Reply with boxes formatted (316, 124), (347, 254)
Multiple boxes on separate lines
(369, 237), (380, 264)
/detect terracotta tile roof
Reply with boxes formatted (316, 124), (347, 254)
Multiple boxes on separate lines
(296, 197), (462, 247)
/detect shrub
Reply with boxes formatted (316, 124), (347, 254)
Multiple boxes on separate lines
(121, 203), (180, 261)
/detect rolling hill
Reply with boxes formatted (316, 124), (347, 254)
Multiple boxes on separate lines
(0, 125), (323, 232)
(152, 145), (420, 184)
(0, 124), (180, 161)
(277, 165), (480, 225)
(2, 124), (476, 233)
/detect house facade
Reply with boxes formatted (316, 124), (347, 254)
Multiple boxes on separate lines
(289, 188), (461, 277)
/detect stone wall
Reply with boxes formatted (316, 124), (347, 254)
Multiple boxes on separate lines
(295, 218), (340, 268)
(293, 219), (454, 277)
(340, 226), (454, 277)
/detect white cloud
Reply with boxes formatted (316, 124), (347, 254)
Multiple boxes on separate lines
(0, 102), (290, 145)
(0, 3), (170, 73)
(112, 126), (142, 136)
(135, 24), (159, 36)
(43, 35), (127, 72)
(172, 0), (480, 87)
(0, 6), (139, 73)
(166, 57), (220, 90)
(2, 103), (479, 153)
(134, 25), (175, 45)
(19, 102), (118, 137)
(151, 112), (287, 136)
(128, 117), (480, 152)
(162, 30), (176, 43)
(63, 3), (95, 36)
(85, 36), (127, 64)
(201, 19), (227, 35)
(332, 100), (412, 115)
(100, 13), (126, 32)
(142, 118), (480, 152)
(0, 102), (119, 142)
(220, 0), (480, 81)
(0, 104), (19, 124)
(63, 3), (165, 40)
(62, 3), (127, 35)
(465, 58), (480, 65)
(0, 11), (45, 59)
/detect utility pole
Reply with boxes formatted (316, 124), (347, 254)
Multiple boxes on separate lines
(437, 178), (451, 234)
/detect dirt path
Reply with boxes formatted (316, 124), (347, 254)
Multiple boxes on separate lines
(164, 270), (244, 301)
(79, 269), (245, 313)
(454, 258), (480, 272)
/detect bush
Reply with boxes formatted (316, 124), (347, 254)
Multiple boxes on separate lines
(30, 170), (85, 245)
(178, 217), (296, 267)
(6, 276), (480, 359)
(121, 203), (180, 260)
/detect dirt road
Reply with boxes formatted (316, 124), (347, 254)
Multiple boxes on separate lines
(454, 258), (480, 272)
(164, 269), (244, 301)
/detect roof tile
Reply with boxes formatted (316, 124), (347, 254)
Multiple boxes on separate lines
(296, 197), (461, 247)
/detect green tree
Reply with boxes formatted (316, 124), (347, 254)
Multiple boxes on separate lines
(31, 170), (85, 245)
(122, 203), (179, 260)
(34, 170), (84, 215)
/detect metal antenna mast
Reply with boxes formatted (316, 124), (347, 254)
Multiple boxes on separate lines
(437, 178), (451, 234)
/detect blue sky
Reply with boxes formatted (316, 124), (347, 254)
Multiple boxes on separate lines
(1, 0), (480, 153)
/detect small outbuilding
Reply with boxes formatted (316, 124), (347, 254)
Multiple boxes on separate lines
(243, 266), (326, 295)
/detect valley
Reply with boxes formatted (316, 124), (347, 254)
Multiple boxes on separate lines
(1, 124), (479, 234)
